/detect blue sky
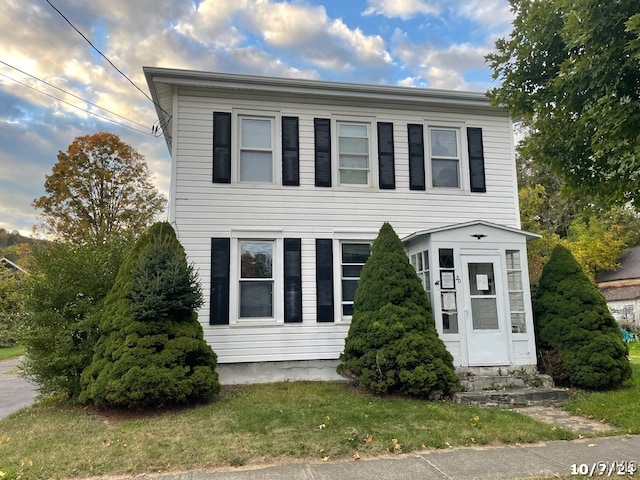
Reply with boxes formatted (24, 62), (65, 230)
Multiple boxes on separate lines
(0, 0), (514, 236)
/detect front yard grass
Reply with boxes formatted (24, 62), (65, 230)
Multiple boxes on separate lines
(0, 345), (25, 361)
(563, 340), (640, 432)
(0, 382), (575, 479)
(1, 343), (637, 479)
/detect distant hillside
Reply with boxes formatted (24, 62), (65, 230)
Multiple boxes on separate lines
(0, 228), (37, 249)
(0, 228), (46, 265)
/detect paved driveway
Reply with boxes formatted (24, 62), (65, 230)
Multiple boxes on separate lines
(0, 356), (37, 420)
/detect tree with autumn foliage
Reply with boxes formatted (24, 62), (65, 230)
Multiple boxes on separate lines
(33, 132), (165, 245)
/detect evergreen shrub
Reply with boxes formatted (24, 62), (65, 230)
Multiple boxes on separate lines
(80, 222), (220, 408)
(534, 244), (631, 390)
(338, 223), (457, 398)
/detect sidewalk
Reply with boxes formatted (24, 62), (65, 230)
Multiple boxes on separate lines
(102, 435), (639, 480)
(0, 356), (36, 420)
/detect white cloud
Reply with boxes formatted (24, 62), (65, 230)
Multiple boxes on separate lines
(363, 0), (440, 19)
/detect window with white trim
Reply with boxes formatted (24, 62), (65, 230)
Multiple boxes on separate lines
(429, 127), (461, 189)
(337, 122), (370, 186)
(239, 240), (274, 318)
(341, 242), (371, 316)
(506, 250), (526, 333)
(411, 250), (431, 299)
(239, 116), (275, 183)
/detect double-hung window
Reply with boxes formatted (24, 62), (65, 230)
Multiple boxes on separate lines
(337, 122), (370, 185)
(239, 116), (274, 183)
(429, 127), (461, 189)
(341, 242), (370, 316)
(239, 240), (274, 318)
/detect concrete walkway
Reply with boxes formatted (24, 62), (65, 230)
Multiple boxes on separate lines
(95, 435), (639, 480)
(0, 356), (37, 420)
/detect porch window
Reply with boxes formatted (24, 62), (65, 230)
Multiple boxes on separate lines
(506, 250), (526, 333)
(341, 242), (370, 316)
(439, 248), (458, 333)
(411, 250), (430, 296)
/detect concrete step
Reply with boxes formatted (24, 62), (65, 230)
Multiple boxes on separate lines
(459, 373), (555, 392)
(453, 387), (572, 408)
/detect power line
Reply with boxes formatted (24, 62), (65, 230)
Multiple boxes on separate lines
(0, 60), (150, 131)
(0, 71), (154, 136)
(45, 0), (172, 131)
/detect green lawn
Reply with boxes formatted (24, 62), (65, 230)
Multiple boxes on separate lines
(0, 345), (24, 361)
(1, 344), (638, 480)
(562, 341), (640, 432)
(0, 383), (575, 479)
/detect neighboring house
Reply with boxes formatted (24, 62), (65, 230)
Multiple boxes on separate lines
(144, 67), (539, 384)
(596, 245), (640, 329)
(0, 257), (27, 274)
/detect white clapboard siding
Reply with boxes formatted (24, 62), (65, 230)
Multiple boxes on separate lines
(146, 70), (522, 364)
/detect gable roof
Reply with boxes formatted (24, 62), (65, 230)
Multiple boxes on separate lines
(596, 245), (640, 283)
(402, 220), (541, 243)
(0, 257), (27, 274)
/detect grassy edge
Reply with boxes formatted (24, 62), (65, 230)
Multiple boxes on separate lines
(0, 345), (25, 361)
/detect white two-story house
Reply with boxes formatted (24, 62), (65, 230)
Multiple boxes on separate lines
(144, 67), (538, 384)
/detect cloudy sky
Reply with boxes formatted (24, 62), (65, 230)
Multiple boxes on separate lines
(1, 0), (514, 236)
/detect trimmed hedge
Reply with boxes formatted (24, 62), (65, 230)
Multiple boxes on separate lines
(534, 244), (631, 390)
(338, 223), (457, 399)
(80, 222), (219, 408)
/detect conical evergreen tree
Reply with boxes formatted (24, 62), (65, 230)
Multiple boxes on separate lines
(80, 222), (220, 408)
(534, 244), (631, 390)
(338, 223), (457, 398)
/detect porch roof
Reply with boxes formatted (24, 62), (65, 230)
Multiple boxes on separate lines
(401, 220), (541, 243)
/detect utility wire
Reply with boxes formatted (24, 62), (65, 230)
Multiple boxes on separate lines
(0, 71), (153, 136)
(0, 60), (150, 131)
(45, 0), (172, 132)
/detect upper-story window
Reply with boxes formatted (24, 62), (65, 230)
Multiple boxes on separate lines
(239, 116), (275, 183)
(337, 122), (370, 186)
(429, 127), (461, 189)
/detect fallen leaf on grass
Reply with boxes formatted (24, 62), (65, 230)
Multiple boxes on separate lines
(102, 439), (111, 447)
(352, 453), (360, 461)
(322, 456), (330, 462)
(364, 434), (373, 443)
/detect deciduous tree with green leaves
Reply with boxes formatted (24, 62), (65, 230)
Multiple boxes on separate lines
(488, 0), (640, 208)
(33, 132), (165, 245)
(338, 223), (457, 399)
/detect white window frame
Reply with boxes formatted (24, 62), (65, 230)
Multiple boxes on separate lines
(233, 110), (280, 185)
(332, 117), (377, 188)
(229, 230), (284, 325)
(425, 122), (468, 192)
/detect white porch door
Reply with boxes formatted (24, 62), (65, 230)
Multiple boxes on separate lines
(462, 255), (510, 366)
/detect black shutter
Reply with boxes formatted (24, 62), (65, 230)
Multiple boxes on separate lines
(467, 127), (486, 193)
(377, 122), (395, 189)
(407, 124), (426, 190)
(315, 239), (334, 322)
(284, 238), (303, 323)
(314, 118), (332, 187)
(210, 238), (230, 325)
(282, 117), (300, 186)
(213, 112), (231, 183)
